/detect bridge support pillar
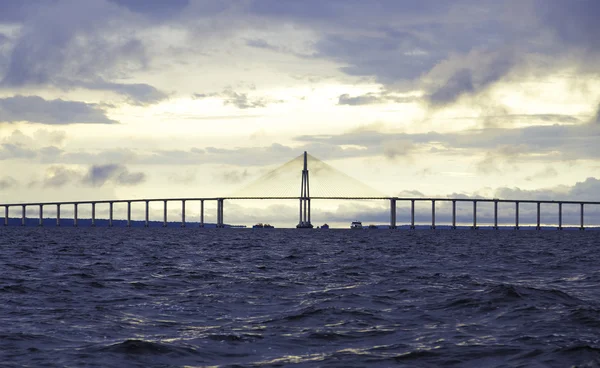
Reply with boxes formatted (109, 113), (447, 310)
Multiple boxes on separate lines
(296, 151), (313, 228)
(471, 201), (478, 230)
(39, 204), (43, 226)
(410, 199), (415, 230)
(580, 203), (585, 230)
(216, 199), (224, 228)
(514, 202), (519, 230)
(109, 202), (113, 227)
(389, 198), (396, 229)
(536, 202), (541, 230)
(200, 200), (204, 228)
(431, 200), (436, 229)
(21, 205), (25, 226)
(558, 202), (562, 230)
(181, 200), (186, 227)
(4, 206), (8, 226)
(145, 201), (149, 227)
(127, 201), (131, 227)
(74, 203), (78, 227)
(57, 204), (60, 227)
(494, 200), (498, 230)
(452, 200), (456, 229)
(163, 200), (168, 227)
(91, 203), (96, 227)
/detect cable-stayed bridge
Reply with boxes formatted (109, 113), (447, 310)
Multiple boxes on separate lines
(1, 152), (599, 229)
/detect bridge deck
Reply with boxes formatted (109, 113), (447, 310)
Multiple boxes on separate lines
(1, 197), (600, 207)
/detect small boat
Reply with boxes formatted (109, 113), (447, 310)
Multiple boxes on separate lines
(350, 221), (363, 229)
(368, 224), (378, 229)
(253, 223), (274, 228)
(321, 223), (329, 229)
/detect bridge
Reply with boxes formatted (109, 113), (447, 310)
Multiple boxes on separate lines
(1, 152), (599, 229)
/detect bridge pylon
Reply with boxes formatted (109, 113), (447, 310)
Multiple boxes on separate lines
(297, 151), (313, 228)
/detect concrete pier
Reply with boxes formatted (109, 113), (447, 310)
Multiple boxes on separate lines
(472, 201), (477, 229)
(74, 203), (78, 227)
(4, 206), (8, 226)
(181, 200), (186, 227)
(390, 198), (396, 229)
(580, 203), (585, 230)
(21, 205), (25, 226)
(216, 199), (224, 228)
(56, 204), (60, 226)
(127, 201), (131, 227)
(452, 200), (456, 229)
(163, 200), (168, 227)
(515, 201), (519, 230)
(109, 202), (113, 227)
(410, 199), (415, 229)
(536, 202), (541, 230)
(493, 201), (498, 230)
(200, 200), (204, 228)
(431, 200), (436, 229)
(145, 201), (149, 227)
(39, 204), (43, 226)
(558, 202), (562, 230)
(91, 203), (96, 227)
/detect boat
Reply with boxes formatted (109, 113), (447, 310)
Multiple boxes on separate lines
(368, 224), (378, 229)
(321, 223), (329, 229)
(350, 221), (363, 229)
(253, 223), (274, 228)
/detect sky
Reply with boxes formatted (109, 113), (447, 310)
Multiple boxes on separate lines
(1, 0), (599, 227)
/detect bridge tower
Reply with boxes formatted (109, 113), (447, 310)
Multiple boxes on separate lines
(297, 151), (313, 228)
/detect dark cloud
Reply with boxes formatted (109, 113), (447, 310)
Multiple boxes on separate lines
(0, 175), (17, 189)
(108, 0), (190, 19)
(0, 0), (167, 105)
(72, 80), (168, 105)
(0, 95), (117, 124)
(537, 0), (600, 53)
(82, 164), (146, 187)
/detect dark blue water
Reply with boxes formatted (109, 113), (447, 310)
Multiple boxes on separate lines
(1, 228), (600, 367)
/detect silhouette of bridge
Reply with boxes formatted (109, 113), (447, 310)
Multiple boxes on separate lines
(1, 152), (599, 229)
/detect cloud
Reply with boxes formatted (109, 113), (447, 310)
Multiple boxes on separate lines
(0, 95), (118, 124)
(0, 0), (167, 105)
(0, 143), (37, 160)
(0, 176), (17, 189)
(524, 166), (558, 182)
(382, 140), (415, 160)
(43, 165), (81, 188)
(217, 169), (251, 184)
(81, 164), (146, 187)
(338, 92), (419, 106)
(296, 122), (600, 162)
(194, 88), (283, 109)
(495, 177), (600, 202)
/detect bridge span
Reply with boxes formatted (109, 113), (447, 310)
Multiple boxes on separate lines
(1, 196), (599, 230)
(1, 152), (598, 229)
